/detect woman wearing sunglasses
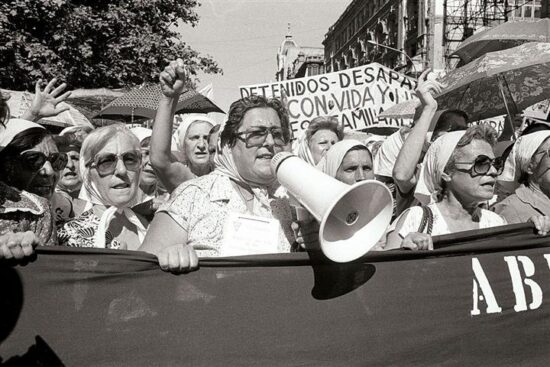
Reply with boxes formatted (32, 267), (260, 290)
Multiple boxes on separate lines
(0, 118), (59, 247)
(384, 125), (507, 250)
(493, 131), (550, 235)
(58, 125), (148, 249)
(140, 95), (296, 273)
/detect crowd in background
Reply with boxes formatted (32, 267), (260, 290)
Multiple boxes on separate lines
(2, 59), (550, 272)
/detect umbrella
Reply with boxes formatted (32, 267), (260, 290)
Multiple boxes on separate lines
(94, 85), (224, 120)
(452, 18), (550, 65)
(378, 99), (419, 120)
(2, 89), (93, 129)
(435, 42), (550, 136)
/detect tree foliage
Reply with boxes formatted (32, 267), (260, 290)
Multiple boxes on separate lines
(0, 0), (222, 90)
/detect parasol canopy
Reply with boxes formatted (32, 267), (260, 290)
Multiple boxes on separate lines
(94, 85), (224, 120)
(452, 18), (550, 65)
(436, 42), (550, 124)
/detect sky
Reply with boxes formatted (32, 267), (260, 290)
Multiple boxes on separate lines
(177, 0), (350, 120)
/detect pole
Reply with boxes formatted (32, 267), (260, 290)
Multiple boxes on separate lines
(367, 40), (418, 76)
(497, 75), (517, 141)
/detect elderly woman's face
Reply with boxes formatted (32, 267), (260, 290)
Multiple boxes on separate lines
(335, 148), (374, 185)
(530, 138), (550, 196)
(309, 129), (339, 165)
(90, 134), (140, 207)
(447, 140), (497, 203)
(58, 149), (81, 192)
(16, 135), (61, 200)
(184, 121), (212, 168)
(232, 107), (285, 185)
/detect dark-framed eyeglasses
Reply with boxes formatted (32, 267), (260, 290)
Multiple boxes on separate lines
(87, 150), (142, 176)
(454, 154), (504, 176)
(235, 126), (287, 148)
(20, 151), (68, 172)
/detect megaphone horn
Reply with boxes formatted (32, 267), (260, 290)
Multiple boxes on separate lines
(271, 152), (393, 263)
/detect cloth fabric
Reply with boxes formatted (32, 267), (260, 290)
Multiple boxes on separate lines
(158, 172), (294, 257)
(51, 190), (88, 227)
(414, 131), (466, 205)
(0, 181), (56, 246)
(294, 134), (316, 166)
(213, 144), (274, 214)
(395, 203), (507, 238)
(77, 149), (146, 249)
(173, 114), (216, 153)
(0, 118), (44, 152)
(130, 127), (152, 143)
(316, 139), (367, 178)
(492, 184), (550, 223)
(58, 208), (147, 250)
(373, 128), (407, 177)
(498, 131), (550, 190)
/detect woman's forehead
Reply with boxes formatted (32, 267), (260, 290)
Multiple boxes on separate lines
(24, 135), (58, 154)
(99, 134), (136, 153)
(241, 107), (280, 128)
(456, 139), (494, 159)
(186, 121), (212, 135)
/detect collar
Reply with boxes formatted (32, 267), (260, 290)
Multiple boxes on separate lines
(515, 184), (550, 216)
(209, 173), (234, 203)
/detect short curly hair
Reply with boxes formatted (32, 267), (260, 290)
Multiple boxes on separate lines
(220, 95), (291, 148)
(305, 116), (344, 142)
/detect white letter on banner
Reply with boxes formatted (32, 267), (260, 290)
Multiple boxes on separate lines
(471, 258), (502, 316)
(504, 256), (543, 312)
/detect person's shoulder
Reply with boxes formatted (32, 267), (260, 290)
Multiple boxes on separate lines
(172, 172), (224, 195)
(480, 208), (507, 226)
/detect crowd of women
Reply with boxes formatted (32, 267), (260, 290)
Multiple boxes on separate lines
(2, 59), (550, 271)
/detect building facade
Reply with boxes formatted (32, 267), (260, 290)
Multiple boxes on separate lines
(323, 0), (548, 75)
(276, 32), (325, 81)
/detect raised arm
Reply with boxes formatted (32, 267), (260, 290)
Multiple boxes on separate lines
(150, 59), (195, 193)
(21, 78), (72, 122)
(392, 70), (441, 194)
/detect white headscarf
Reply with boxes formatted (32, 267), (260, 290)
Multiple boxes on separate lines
(213, 144), (274, 215)
(415, 131), (466, 205)
(499, 131), (550, 189)
(0, 119), (45, 152)
(130, 127), (152, 143)
(293, 133), (316, 166)
(78, 130), (147, 248)
(173, 114), (216, 153)
(316, 139), (367, 178)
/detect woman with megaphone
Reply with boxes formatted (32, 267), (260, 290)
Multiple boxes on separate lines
(140, 89), (297, 272)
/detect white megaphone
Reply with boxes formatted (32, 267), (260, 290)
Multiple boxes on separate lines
(271, 152), (393, 263)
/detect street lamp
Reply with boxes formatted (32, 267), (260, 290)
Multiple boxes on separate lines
(367, 40), (418, 76)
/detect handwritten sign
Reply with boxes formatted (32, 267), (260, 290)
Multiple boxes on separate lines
(239, 63), (417, 137)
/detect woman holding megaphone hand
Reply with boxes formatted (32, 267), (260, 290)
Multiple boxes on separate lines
(140, 63), (296, 273)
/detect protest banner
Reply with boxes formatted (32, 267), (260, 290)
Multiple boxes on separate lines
(239, 63), (417, 137)
(2, 224), (550, 365)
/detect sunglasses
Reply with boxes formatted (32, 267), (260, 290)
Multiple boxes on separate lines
(235, 126), (287, 148)
(20, 151), (68, 172)
(87, 150), (142, 176)
(454, 155), (504, 176)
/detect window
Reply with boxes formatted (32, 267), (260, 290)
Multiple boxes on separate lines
(509, 0), (542, 19)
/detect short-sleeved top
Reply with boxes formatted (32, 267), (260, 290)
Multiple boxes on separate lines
(395, 203), (507, 238)
(0, 182), (57, 246)
(159, 173), (295, 257)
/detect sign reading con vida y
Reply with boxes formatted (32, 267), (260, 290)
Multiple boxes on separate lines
(239, 63), (417, 137)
